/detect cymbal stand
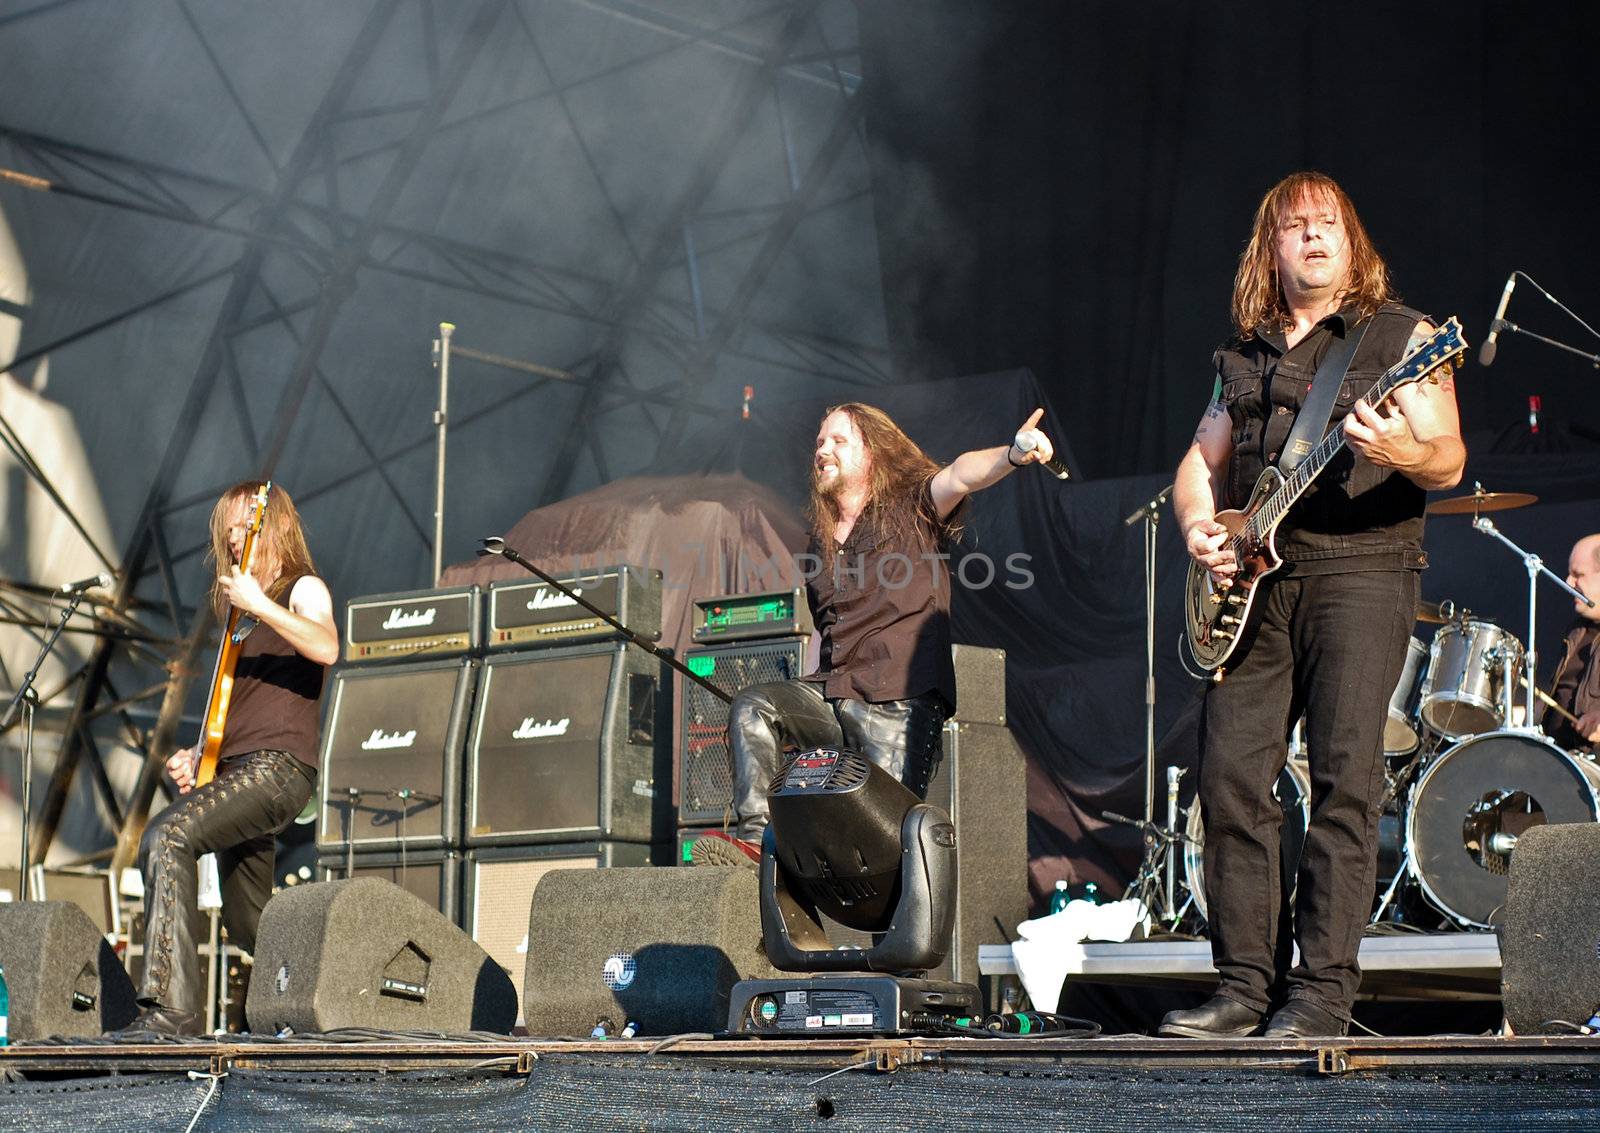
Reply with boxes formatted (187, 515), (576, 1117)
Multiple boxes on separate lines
(1103, 763), (1190, 929)
(1471, 514), (1595, 732)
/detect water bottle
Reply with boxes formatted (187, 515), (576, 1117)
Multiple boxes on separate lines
(1048, 880), (1071, 914)
(1081, 881), (1102, 905)
(0, 962), (9, 1047)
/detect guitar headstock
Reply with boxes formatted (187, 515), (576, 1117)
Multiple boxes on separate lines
(1395, 316), (1467, 388)
(246, 481), (272, 534)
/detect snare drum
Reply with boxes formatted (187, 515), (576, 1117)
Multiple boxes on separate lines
(1418, 620), (1523, 739)
(1406, 731), (1600, 928)
(1184, 760), (1309, 924)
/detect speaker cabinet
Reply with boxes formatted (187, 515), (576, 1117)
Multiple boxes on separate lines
(246, 878), (516, 1035)
(679, 637), (807, 826)
(0, 901), (137, 1038)
(463, 841), (653, 1015)
(317, 850), (463, 925)
(521, 866), (778, 1037)
(316, 658), (478, 853)
(465, 642), (664, 845)
(1502, 823), (1600, 1035)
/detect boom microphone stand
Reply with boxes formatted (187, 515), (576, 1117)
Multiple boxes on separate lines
(2, 587), (97, 897)
(1124, 483), (1174, 823)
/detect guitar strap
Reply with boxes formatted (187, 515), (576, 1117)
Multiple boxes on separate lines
(1277, 318), (1371, 474)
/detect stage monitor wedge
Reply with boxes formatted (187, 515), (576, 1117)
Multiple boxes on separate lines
(316, 657), (478, 854)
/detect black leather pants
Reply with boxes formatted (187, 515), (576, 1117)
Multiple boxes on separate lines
(136, 749), (316, 1014)
(727, 679), (949, 840)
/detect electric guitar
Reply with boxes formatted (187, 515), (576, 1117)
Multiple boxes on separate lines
(193, 482), (272, 787)
(1184, 318), (1466, 673)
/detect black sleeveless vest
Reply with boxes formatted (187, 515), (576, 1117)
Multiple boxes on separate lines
(1213, 302), (1431, 573)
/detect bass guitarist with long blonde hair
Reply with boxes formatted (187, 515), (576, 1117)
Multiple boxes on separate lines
(120, 482), (338, 1036)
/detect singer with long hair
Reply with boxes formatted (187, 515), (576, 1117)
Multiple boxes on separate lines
(692, 402), (1058, 866)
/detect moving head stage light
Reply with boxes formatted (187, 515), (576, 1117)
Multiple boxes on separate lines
(727, 748), (980, 1035)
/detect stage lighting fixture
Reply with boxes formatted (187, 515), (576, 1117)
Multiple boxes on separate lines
(726, 748), (980, 1035)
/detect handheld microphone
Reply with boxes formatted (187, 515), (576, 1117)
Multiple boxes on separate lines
(1013, 431), (1071, 481)
(1479, 273), (1517, 366)
(58, 572), (113, 594)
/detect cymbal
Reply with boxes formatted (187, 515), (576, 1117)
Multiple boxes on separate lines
(1426, 490), (1538, 515)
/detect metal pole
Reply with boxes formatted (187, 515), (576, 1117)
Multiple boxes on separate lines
(432, 322), (455, 585)
(1144, 508), (1158, 823)
(20, 693), (35, 901)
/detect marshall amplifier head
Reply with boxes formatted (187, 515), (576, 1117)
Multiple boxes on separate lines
(465, 641), (665, 845)
(316, 657), (479, 853)
(344, 585), (483, 663)
(486, 565), (661, 650)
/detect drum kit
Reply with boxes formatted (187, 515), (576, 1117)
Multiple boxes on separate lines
(1158, 484), (1600, 934)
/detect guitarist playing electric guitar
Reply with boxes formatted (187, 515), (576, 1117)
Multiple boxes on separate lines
(1159, 173), (1465, 1043)
(118, 482), (338, 1037)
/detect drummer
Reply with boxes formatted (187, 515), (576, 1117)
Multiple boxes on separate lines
(1544, 534), (1600, 750)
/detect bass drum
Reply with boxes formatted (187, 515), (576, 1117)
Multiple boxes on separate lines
(1407, 731), (1600, 928)
(1185, 759), (1310, 924)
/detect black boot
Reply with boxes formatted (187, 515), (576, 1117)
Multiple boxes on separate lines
(1262, 997), (1348, 1038)
(108, 1003), (204, 1038)
(1157, 993), (1263, 1038)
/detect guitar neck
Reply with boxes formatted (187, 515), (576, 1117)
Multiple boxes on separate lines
(1246, 365), (1414, 539)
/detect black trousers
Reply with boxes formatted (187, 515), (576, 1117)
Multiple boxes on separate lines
(1200, 569), (1417, 1020)
(727, 679), (949, 841)
(136, 749), (316, 1014)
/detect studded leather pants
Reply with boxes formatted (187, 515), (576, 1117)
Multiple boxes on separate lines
(728, 679), (949, 841)
(136, 749), (316, 1013)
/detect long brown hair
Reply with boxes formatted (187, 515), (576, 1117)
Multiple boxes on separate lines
(1230, 171), (1397, 338)
(207, 481), (317, 618)
(807, 403), (950, 546)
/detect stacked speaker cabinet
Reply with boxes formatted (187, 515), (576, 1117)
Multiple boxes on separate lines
(679, 636), (808, 826)
(464, 640), (665, 846)
(462, 842), (654, 1014)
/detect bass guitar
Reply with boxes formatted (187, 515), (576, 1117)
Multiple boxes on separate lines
(194, 481), (272, 787)
(1184, 318), (1466, 673)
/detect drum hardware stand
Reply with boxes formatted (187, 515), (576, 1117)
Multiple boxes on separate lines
(2, 586), (97, 896)
(1102, 764), (1191, 929)
(1124, 482), (1174, 824)
(1470, 513), (1595, 733)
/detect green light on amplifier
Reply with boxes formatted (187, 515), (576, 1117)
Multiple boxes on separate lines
(686, 656), (716, 678)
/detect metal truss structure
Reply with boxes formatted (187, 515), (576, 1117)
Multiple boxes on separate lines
(0, 0), (891, 869)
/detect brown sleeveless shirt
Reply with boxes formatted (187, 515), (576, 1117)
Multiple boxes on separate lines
(216, 576), (328, 767)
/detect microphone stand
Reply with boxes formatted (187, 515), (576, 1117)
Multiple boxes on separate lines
(1470, 515), (1594, 732)
(479, 538), (732, 705)
(1, 588), (95, 898)
(1124, 483), (1173, 823)
(1488, 320), (1600, 368)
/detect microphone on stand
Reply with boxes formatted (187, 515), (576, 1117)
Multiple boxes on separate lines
(1479, 273), (1517, 366)
(1013, 431), (1071, 480)
(58, 572), (114, 594)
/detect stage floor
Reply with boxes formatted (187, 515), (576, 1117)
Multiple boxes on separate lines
(2, 1032), (1598, 1131)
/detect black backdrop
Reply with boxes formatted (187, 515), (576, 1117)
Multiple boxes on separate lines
(857, 0), (1600, 478)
